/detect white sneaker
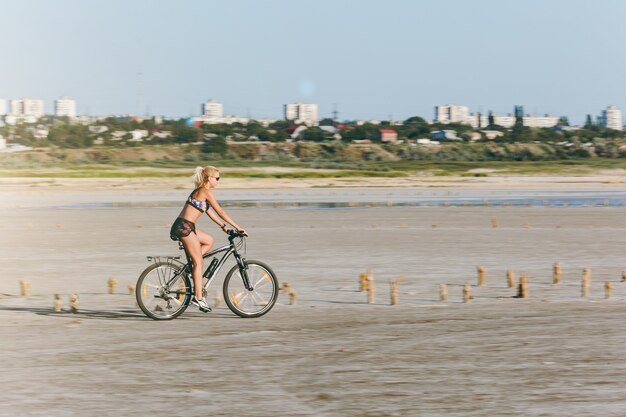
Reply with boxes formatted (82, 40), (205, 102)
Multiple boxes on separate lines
(191, 296), (212, 312)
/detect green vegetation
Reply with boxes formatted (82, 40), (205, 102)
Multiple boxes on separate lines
(3, 153), (626, 179)
(1, 114), (625, 178)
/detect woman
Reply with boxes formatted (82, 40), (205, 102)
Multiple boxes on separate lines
(170, 165), (246, 311)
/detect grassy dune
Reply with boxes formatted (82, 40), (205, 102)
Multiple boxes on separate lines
(0, 166), (409, 179)
(1, 160), (626, 179)
(1, 144), (626, 178)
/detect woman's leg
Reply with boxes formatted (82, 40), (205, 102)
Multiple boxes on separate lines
(180, 233), (204, 299)
(195, 229), (215, 255)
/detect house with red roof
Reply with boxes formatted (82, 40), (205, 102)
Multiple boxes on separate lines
(379, 129), (398, 143)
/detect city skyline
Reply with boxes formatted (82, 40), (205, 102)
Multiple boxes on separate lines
(1, 95), (623, 130)
(1, 0), (625, 124)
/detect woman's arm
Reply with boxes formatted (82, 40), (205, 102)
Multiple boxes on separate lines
(205, 191), (244, 232)
(206, 208), (228, 233)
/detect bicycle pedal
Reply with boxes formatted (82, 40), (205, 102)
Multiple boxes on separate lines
(199, 306), (212, 313)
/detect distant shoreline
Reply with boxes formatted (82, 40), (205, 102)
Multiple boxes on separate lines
(2, 172), (626, 194)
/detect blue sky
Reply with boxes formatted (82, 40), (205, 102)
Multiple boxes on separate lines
(1, 0), (624, 123)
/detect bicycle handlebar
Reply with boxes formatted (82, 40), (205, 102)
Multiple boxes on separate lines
(226, 229), (247, 240)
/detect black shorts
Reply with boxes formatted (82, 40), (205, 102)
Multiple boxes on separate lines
(170, 218), (196, 241)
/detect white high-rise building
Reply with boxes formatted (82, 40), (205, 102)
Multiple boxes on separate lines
(202, 99), (223, 120)
(285, 104), (298, 121)
(467, 113), (490, 129)
(10, 98), (45, 117)
(284, 103), (318, 124)
(450, 105), (468, 124)
(602, 105), (622, 131)
(494, 115), (516, 128)
(434, 104), (469, 124)
(0, 99), (6, 115)
(55, 95), (77, 117)
(523, 115), (559, 128)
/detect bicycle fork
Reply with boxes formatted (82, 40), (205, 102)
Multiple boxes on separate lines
(234, 253), (253, 291)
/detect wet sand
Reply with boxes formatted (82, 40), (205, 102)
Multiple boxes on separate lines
(2, 186), (626, 416)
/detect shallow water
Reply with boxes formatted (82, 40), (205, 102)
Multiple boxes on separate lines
(5, 186), (626, 210)
(2, 189), (626, 416)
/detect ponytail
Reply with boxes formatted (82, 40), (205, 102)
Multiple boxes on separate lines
(192, 165), (219, 188)
(192, 166), (206, 188)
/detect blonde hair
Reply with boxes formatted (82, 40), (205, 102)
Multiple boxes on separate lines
(193, 165), (219, 188)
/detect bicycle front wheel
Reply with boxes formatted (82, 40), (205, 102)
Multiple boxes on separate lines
(136, 261), (191, 320)
(223, 260), (279, 318)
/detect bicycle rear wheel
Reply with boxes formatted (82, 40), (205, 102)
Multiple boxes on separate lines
(223, 260), (279, 318)
(136, 261), (191, 320)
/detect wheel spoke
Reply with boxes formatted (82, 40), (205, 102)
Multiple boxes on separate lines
(239, 292), (252, 305)
(249, 270), (271, 287)
(251, 276), (270, 289)
(250, 291), (268, 306)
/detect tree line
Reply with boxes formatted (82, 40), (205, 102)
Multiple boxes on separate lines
(1, 115), (624, 158)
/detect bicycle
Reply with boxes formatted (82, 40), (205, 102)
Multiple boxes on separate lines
(136, 229), (279, 320)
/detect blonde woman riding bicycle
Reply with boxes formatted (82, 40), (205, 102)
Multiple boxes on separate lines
(169, 166), (246, 311)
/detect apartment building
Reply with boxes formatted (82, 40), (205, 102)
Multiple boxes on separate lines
(523, 115), (559, 128)
(434, 104), (469, 124)
(284, 103), (318, 125)
(602, 105), (623, 131)
(467, 112), (557, 129)
(10, 98), (45, 117)
(55, 95), (77, 117)
(202, 99), (223, 120)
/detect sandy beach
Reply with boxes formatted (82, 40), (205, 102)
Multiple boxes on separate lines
(2, 176), (626, 416)
(3, 171), (626, 193)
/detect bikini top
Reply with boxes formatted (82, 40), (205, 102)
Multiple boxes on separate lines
(186, 189), (209, 213)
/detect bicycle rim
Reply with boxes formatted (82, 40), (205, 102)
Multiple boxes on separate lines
(136, 262), (191, 320)
(223, 261), (278, 318)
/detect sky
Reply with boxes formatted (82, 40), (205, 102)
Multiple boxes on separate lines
(1, 0), (625, 124)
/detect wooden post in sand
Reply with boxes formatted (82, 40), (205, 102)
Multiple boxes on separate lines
(178, 281), (186, 302)
(506, 270), (515, 288)
(605, 281), (613, 299)
(581, 275), (590, 298)
(439, 284), (448, 302)
(69, 293), (79, 313)
(53, 294), (62, 312)
(389, 276), (404, 306)
(517, 273), (529, 298)
(19, 280), (30, 296)
(281, 282), (297, 305)
(359, 272), (369, 292)
(621, 271), (626, 282)
(107, 278), (118, 294)
(127, 283), (138, 307)
(553, 262), (562, 285)
(581, 268), (592, 297)
(463, 282), (472, 303)
(367, 272), (376, 304)
(491, 216), (498, 228)
(477, 266), (486, 286)
(390, 280), (399, 306)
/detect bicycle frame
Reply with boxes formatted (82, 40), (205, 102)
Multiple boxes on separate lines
(199, 243), (237, 291)
(165, 234), (253, 294)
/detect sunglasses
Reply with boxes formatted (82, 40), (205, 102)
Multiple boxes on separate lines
(212, 176), (220, 181)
